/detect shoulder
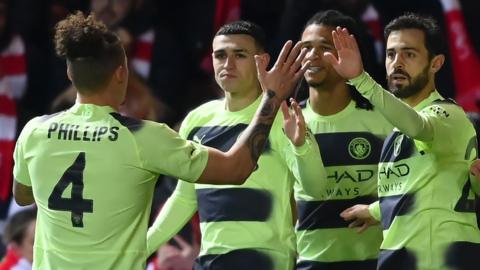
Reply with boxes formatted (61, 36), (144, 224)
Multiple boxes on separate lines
(186, 99), (224, 118)
(20, 111), (63, 134)
(180, 99), (224, 133)
(422, 98), (467, 123)
(110, 112), (145, 132)
(422, 98), (475, 137)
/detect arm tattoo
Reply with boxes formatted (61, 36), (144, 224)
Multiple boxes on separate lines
(245, 90), (279, 162)
(259, 90), (277, 118)
(247, 123), (270, 162)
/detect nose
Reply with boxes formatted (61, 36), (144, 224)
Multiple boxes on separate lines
(305, 48), (320, 61)
(223, 55), (235, 69)
(392, 54), (404, 69)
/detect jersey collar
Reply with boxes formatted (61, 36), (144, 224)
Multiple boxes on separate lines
(413, 90), (443, 112)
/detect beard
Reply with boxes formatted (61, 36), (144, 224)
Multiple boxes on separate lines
(387, 65), (429, 99)
(306, 79), (324, 88)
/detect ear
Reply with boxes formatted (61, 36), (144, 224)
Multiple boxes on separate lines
(430, 54), (445, 74)
(114, 65), (128, 83)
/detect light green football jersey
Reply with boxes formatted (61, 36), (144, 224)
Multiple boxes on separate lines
(13, 104), (208, 269)
(295, 98), (393, 269)
(172, 96), (321, 270)
(374, 91), (480, 270)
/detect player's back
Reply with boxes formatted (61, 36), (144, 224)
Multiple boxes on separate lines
(17, 104), (159, 269)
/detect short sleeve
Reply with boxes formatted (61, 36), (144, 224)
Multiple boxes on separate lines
(137, 121), (209, 182)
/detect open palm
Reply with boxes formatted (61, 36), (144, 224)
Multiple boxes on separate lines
(323, 27), (364, 80)
(282, 99), (307, 146)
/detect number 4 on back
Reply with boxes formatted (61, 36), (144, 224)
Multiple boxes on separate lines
(48, 152), (93, 227)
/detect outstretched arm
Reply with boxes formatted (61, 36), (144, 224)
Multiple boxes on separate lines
(147, 181), (198, 255)
(282, 98), (326, 197)
(197, 41), (310, 185)
(324, 27), (434, 141)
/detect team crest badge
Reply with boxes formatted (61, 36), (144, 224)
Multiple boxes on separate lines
(348, 137), (371, 160)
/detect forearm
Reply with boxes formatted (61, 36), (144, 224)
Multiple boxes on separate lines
(147, 194), (197, 256)
(350, 72), (434, 141)
(287, 131), (326, 197)
(13, 181), (35, 206)
(232, 89), (281, 168)
(197, 90), (281, 185)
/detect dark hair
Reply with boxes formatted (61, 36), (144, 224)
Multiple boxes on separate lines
(54, 11), (125, 93)
(384, 13), (443, 59)
(215, 20), (267, 52)
(3, 208), (36, 245)
(304, 10), (373, 111)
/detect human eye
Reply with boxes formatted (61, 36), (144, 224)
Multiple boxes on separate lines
(235, 53), (247, 58)
(214, 52), (226, 60)
(406, 51), (416, 58)
(386, 51), (395, 59)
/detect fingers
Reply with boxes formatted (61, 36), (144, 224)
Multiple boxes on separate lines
(173, 235), (190, 250)
(340, 206), (355, 220)
(281, 101), (290, 121)
(290, 98), (305, 127)
(348, 219), (363, 228)
(336, 27), (349, 49)
(254, 55), (267, 84)
(273, 40), (293, 69)
(294, 60), (311, 82)
(356, 223), (369, 234)
(471, 160), (480, 177)
(332, 28), (341, 51)
(284, 42), (305, 71)
(349, 34), (361, 53)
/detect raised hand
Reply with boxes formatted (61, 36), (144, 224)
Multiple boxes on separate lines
(323, 27), (364, 80)
(255, 40), (310, 102)
(282, 98), (307, 146)
(340, 204), (379, 233)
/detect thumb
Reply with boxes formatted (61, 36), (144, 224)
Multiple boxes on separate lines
(323, 52), (338, 67)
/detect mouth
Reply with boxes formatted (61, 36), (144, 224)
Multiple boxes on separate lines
(220, 73), (236, 79)
(306, 66), (323, 74)
(390, 73), (409, 83)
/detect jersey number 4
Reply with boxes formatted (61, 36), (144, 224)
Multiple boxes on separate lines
(48, 152), (93, 227)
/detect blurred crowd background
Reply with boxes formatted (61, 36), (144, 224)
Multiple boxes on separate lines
(0, 0), (479, 269)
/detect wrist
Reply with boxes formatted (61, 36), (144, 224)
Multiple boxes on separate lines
(263, 89), (282, 108)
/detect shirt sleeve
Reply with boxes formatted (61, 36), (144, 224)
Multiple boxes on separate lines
(368, 200), (381, 221)
(146, 180), (198, 255)
(283, 129), (326, 198)
(419, 103), (468, 155)
(350, 72), (434, 142)
(136, 121), (209, 183)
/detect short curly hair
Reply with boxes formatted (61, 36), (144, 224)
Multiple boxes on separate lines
(54, 11), (125, 92)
